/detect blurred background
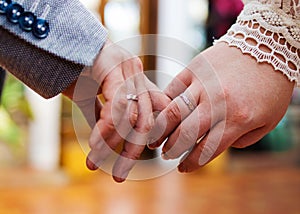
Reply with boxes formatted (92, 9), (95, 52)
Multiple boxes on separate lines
(0, 0), (299, 213)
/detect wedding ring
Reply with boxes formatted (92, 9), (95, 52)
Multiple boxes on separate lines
(179, 93), (195, 111)
(126, 94), (138, 101)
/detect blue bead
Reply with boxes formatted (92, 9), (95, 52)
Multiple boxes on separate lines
(6, 2), (24, 23)
(32, 18), (50, 39)
(19, 11), (36, 31)
(0, 0), (12, 14)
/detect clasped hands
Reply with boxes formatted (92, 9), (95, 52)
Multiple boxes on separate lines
(63, 40), (294, 183)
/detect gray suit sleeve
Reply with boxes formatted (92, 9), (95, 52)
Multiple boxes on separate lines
(0, 0), (107, 98)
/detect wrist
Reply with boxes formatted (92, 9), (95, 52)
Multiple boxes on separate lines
(203, 42), (295, 90)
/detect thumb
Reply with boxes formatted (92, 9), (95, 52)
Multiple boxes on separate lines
(70, 73), (102, 128)
(145, 77), (171, 112)
(75, 97), (102, 128)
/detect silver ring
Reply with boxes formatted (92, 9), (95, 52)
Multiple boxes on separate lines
(126, 94), (138, 101)
(179, 93), (196, 111)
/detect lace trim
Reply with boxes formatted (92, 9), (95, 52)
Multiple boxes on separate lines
(216, 1), (300, 86)
(243, 0), (300, 19)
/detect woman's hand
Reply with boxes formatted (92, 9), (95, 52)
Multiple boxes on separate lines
(148, 42), (294, 173)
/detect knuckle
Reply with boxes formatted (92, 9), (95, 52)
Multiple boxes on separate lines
(165, 103), (182, 122)
(235, 107), (253, 125)
(143, 119), (155, 133)
(228, 100), (254, 126)
(179, 127), (198, 145)
(116, 97), (128, 109)
(235, 107), (251, 121)
(222, 86), (255, 127)
(136, 116), (154, 133)
(121, 150), (140, 161)
(104, 120), (116, 133)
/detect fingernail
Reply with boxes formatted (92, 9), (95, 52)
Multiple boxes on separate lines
(86, 158), (98, 171)
(161, 152), (170, 160)
(113, 170), (129, 183)
(113, 176), (125, 183)
(146, 139), (156, 149)
(178, 163), (188, 173)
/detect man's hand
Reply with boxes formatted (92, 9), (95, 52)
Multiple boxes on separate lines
(148, 42), (294, 173)
(64, 40), (171, 182)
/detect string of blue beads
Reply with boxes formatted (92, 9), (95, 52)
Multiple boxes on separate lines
(0, 0), (49, 39)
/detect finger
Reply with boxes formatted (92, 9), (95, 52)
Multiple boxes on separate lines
(147, 84), (200, 149)
(144, 78), (172, 149)
(163, 53), (217, 100)
(90, 68), (139, 148)
(86, 149), (107, 171)
(133, 73), (154, 134)
(112, 142), (145, 183)
(71, 74), (102, 127)
(86, 132), (124, 171)
(145, 77), (171, 111)
(105, 94), (138, 149)
(177, 121), (238, 173)
(114, 59), (141, 133)
(88, 62), (144, 176)
(113, 77), (154, 182)
(147, 97), (192, 149)
(122, 57), (143, 79)
(86, 100), (138, 170)
(112, 96), (153, 183)
(160, 102), (212, 160)
(75, 97), (102, 128)
(89, 97), (126, 150)
(88, 88), (137, 151)
(163, 68), (191, 99)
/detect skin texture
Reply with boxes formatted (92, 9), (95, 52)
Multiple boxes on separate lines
(148, 42), (295, 173)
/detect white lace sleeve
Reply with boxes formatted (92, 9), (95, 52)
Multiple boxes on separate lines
(215, 0), (300, 86)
